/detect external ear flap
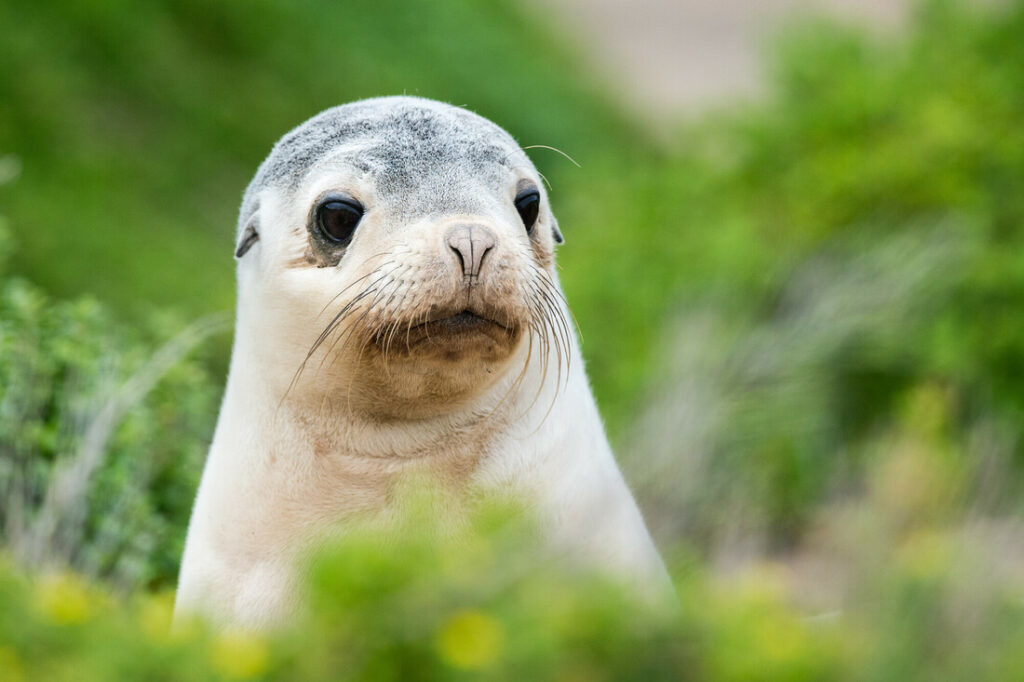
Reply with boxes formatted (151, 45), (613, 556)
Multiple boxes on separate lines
(551, 216), (564, 244)
(234, 220), (259, 259)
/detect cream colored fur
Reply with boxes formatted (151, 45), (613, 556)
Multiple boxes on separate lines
(174, 98), (670, 629)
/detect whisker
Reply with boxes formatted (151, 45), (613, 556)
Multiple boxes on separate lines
(310, 265), (403, 356)
(531, 281), (568, 389)
(381, 287), (414, 370)
(280, 286), (378, 409)
(536, 169), (552, 192)
(279, 264), (402, 408)
(316, 261), (393, 318)
(522, 144), (581, 168)
(326, 276), (402, 368)
(534, 266), (582, 346)
(530, 265), (575, 384)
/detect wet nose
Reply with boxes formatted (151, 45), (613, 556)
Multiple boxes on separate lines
(446, 223), (496, 280)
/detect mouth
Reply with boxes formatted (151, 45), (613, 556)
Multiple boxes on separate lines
(412, 309), (514, 342)
(425, 310), (499, 333)
(372, 308), (517, 355)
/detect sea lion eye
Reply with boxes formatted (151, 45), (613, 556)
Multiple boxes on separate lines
(317, 198), (364, 244)
(514, 189), (540, 234)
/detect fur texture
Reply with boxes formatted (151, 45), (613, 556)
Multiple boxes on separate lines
(175, 97), (670, 629)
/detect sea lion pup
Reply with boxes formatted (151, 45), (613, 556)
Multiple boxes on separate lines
(174, 96), (670, 629)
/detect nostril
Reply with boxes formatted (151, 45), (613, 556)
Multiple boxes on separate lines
(448, 240), (468, 273)
(475, 241), (495, 277)
(445, 223), (497, 280)
(447, 230), (473, 276)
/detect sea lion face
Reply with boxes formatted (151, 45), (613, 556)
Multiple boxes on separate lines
(234, 98), (568, 417)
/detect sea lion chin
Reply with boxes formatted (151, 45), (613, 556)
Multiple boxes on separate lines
(174, 96), (672, 630)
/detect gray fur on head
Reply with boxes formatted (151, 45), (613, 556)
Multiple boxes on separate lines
(237, 96), (545, 238)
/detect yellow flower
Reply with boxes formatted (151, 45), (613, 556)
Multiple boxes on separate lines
(35, 573), (92, 625)
(210, 630), (269, 679)
(437, 610), (504, 670)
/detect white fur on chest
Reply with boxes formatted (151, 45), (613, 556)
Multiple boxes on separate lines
(174, 97), (670, 629)
(176, 337), (669, 629)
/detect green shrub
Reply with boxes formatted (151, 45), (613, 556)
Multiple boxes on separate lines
(2, 489), (1023, 681)
(3, 1), (1024, 677)
(618, 0), (1024, 547)
(0, 223), (221, 590)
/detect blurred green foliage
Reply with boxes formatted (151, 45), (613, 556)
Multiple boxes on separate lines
(2, 0), (1024, 678)
(1, 493), (1023, 681)
(0, 223), (218, 589)
(616, 0), (1024, 545)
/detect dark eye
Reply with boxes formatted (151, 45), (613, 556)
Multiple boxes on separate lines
(317, 198), (364, 244)
(514, 189), (540, 234)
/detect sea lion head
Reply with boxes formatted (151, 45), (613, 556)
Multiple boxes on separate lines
(232, 97), (570, 418)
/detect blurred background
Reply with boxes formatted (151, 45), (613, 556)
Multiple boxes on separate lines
(2, 0), (1024, 679)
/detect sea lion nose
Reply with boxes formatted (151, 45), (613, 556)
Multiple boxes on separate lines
(445, 223), (496, 280)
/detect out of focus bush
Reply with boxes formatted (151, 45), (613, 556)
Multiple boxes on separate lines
(619, 0), (1024, 549)
(1, 494), (1023, 681)
(2, 1), (1024, 679)
(0, 220), (221, 590)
